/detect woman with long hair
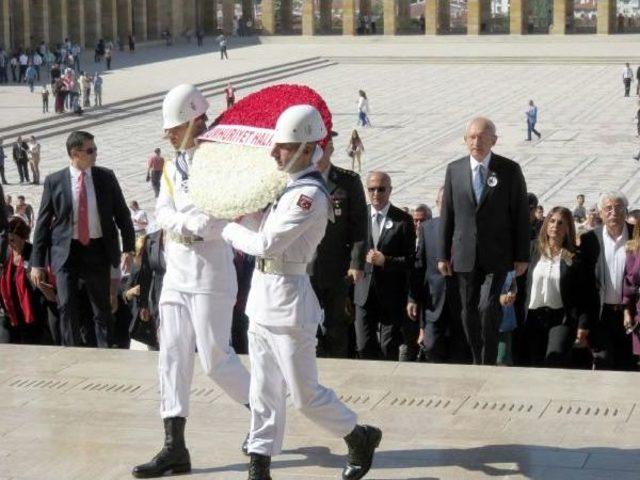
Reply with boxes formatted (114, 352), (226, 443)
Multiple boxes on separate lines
(622, 222), (640, 367)
(523, 206), (594, 367)
(348, 129), (365, 172)
(357, 90), (371, 127)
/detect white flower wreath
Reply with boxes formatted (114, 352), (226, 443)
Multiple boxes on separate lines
(189, 141), (287, 220)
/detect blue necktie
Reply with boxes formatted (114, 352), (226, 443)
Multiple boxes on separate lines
(473, 164), (485, 203)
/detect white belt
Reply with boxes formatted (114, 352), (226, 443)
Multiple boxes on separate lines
(255, 258), (308, 276)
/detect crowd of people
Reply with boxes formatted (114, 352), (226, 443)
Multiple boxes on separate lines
(0, 117), (638, 374)
(1, 76), (638, 478)
(0, 37), (108, 115)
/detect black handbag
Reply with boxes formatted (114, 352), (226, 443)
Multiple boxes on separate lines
(129, 315), (158, 349)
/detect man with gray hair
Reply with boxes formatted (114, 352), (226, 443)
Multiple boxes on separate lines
(580, 191), (635, 370)
(411, 203), (432, 251)
(438, 117), (530, 365)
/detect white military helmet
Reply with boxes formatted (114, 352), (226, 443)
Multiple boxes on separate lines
(272, 104), (327, 144)
(162, 84), (209, 129)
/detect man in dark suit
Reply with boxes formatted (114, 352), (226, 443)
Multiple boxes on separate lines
(312, 132), (368, 358)
(580, 191), (635, 371)
(438, 117), (529, 365)
(354, 171), (417, 361)
(408, 187), (468, 363)
(30, 131), (135, 348)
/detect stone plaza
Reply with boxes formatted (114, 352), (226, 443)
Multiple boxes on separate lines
(1, 35), (640, 479)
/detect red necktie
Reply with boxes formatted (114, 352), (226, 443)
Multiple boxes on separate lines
(77, 171), (90, 246)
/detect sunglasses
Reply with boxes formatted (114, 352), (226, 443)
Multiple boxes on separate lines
(368, 187), (387, 193)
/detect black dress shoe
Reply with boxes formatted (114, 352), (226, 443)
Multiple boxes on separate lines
(342, 424), (382, 480)
(248, 453), (272, 480)
(132, 417), (191, 478)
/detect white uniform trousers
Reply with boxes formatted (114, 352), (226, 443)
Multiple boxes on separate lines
(158, 290), (250, 418)
(247, 321), (357, 456)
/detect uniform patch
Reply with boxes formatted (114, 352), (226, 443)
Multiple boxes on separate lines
(297, 194), (313, 211)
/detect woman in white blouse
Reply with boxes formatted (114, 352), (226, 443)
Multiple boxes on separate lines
(524, 206), (594, 367)
(357, 90), (371, 127)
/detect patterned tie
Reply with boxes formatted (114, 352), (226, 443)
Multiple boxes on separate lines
(175, 152), (189, 181)
(77, 171), (90, 246)
(473, 164), (485, 204)
(372, 212), (383, 246)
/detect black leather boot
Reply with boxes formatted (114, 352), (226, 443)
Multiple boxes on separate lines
(132, 417), (191, 478)
(248, 453), (272, 480)
(342, 424), (382, 480)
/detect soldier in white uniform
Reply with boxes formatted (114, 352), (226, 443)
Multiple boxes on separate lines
(133, 84), (251, 479)
(222, 105), (382, 480)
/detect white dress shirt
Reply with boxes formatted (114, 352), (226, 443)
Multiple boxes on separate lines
(528, 254), (563, 310)
(603, 227), (628, 305)
(69, 166), (102, 240)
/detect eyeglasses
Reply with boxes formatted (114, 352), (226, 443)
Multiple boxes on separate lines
(603, 204), (625, 214)
(77, 147), (97, 155)
(368, 187), (387, 193)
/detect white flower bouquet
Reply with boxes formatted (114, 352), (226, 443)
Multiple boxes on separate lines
(189, 141), (287, 219)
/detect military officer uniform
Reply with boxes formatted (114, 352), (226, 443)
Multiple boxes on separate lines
(311, 164), (367, 358)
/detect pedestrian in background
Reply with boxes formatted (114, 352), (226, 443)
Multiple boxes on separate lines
(217, 33), (229, 59)
(93, 72), (103, 107)
(347, 129), (365, 172)
(41, 85), (49, 113)
(623, 63), (633, 97)
(357, 90), (371, 127)
(525, 100), (541, 141)
(27, 136), (41, 185)
(225, 83), (235, 108)
(145, 148), (164, 198)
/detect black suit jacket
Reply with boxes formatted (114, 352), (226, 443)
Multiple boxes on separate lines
(410, 217), (460, 322)
(578, 223), (634, 318)
(439, 153), (530, 273)
(312, 164), (367, 286)
(525, 243), (595, 331)
(354, 203), (415, 307)
(31, 166), (135, 271)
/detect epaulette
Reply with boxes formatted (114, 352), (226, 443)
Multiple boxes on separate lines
(332, 165), (360, 178)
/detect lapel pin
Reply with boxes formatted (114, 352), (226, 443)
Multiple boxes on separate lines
(487, 172), (498, 188)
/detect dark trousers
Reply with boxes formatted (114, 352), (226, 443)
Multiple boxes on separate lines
(220, 46), (228, 59)
(312, 277), (350, 358)
(592, 305), (635, 371)
(457, 268), (506, 365)
(0, 165), (7, 184)
(355, 290), (419, 361)
(0, 66), (6, 83)
(151, 170), (162, 198)
(55, 240), (114, 348)
(16, 160), (30, 183)
(624, 78), (632, 96)
(524, 307), (574, 368)
(420, 288), (470, 364)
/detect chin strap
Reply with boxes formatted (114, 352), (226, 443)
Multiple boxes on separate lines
(282, 142), (307, 173)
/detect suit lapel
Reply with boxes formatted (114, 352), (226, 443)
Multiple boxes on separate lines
(477, 154), (498, 211)
(92, 167), (105, 226)
(327, 166), (338, 194)
(377, 206), (394, 248)
(62, 168), (73, 218)
(462, 156), (476, 207)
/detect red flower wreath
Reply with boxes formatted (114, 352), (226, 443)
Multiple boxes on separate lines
(209, 84), (333, 148)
